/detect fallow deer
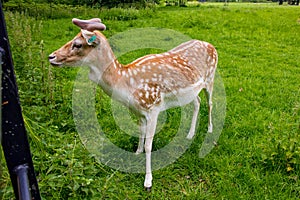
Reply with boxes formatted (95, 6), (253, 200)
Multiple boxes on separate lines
(48, 18), (218, 190)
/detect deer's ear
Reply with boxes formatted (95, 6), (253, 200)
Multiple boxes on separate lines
(81, 29), (99, 46)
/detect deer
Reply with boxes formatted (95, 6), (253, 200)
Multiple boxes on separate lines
(48, 18), (218, 190)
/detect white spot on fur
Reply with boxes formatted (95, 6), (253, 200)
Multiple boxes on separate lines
(158, 74), (163, 81)
(145, 92), (149, 99)
(130, 77), (135, 85)
(151, 92), (156, 98)
(128, 69), (132, 76)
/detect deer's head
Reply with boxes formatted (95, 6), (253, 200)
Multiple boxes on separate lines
(48, 18), (106, 67)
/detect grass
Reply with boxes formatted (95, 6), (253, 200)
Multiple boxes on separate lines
(1, 2), (300, 199)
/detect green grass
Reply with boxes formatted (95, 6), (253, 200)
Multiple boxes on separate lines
(1, 2), (300, 199)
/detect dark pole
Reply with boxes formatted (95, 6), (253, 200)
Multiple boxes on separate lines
(14, 165), (32, 200)
(1, 1), (41, 200)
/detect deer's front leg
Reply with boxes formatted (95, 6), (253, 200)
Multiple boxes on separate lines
(144, 111), (159, 190)
(136, 118), (146, 154)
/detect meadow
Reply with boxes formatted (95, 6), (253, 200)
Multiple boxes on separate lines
(1, 2), (300, 199)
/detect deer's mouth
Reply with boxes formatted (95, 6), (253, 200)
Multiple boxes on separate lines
(49, 61), (63, 67)
(48, 54), (63, 67)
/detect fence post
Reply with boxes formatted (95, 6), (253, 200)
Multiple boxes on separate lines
(0, 1), (41, 199)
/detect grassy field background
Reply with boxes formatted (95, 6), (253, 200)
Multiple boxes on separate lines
(1, 2), (300, 199)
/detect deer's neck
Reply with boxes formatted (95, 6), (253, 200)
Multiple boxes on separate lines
(88, 39), (124, 96)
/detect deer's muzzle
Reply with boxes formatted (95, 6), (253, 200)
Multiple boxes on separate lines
(48, 53), (63, 67)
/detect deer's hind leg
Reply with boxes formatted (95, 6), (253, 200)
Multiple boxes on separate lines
(204, 84), (213, 133)
(187, 96), (201, 139)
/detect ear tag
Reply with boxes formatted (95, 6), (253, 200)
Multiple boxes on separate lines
(88, 35), (97, 43)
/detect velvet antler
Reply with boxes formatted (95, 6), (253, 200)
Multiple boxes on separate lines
(72, 18), (106, 31)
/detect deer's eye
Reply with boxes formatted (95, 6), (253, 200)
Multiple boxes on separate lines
(72, 42), (82, 49)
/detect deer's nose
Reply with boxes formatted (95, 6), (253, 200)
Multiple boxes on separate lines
(48, 54), (56, 60)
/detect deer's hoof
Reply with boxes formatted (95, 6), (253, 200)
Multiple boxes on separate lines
(135, 150), (143, 155)
(186, 132), (194, 139)
(144, 186), (152, 192)
(208, 126), (213, 133)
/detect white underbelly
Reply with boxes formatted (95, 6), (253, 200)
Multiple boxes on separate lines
(160, 85), (203, 111)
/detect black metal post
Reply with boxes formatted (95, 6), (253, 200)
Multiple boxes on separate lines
(1, 1), (41, 199)
(14, 165), (32, 200)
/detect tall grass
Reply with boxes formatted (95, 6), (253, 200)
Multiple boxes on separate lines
(1, 3), (300, 199)
(3, 2), (157, 20)
(4, 12), (54, 106)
